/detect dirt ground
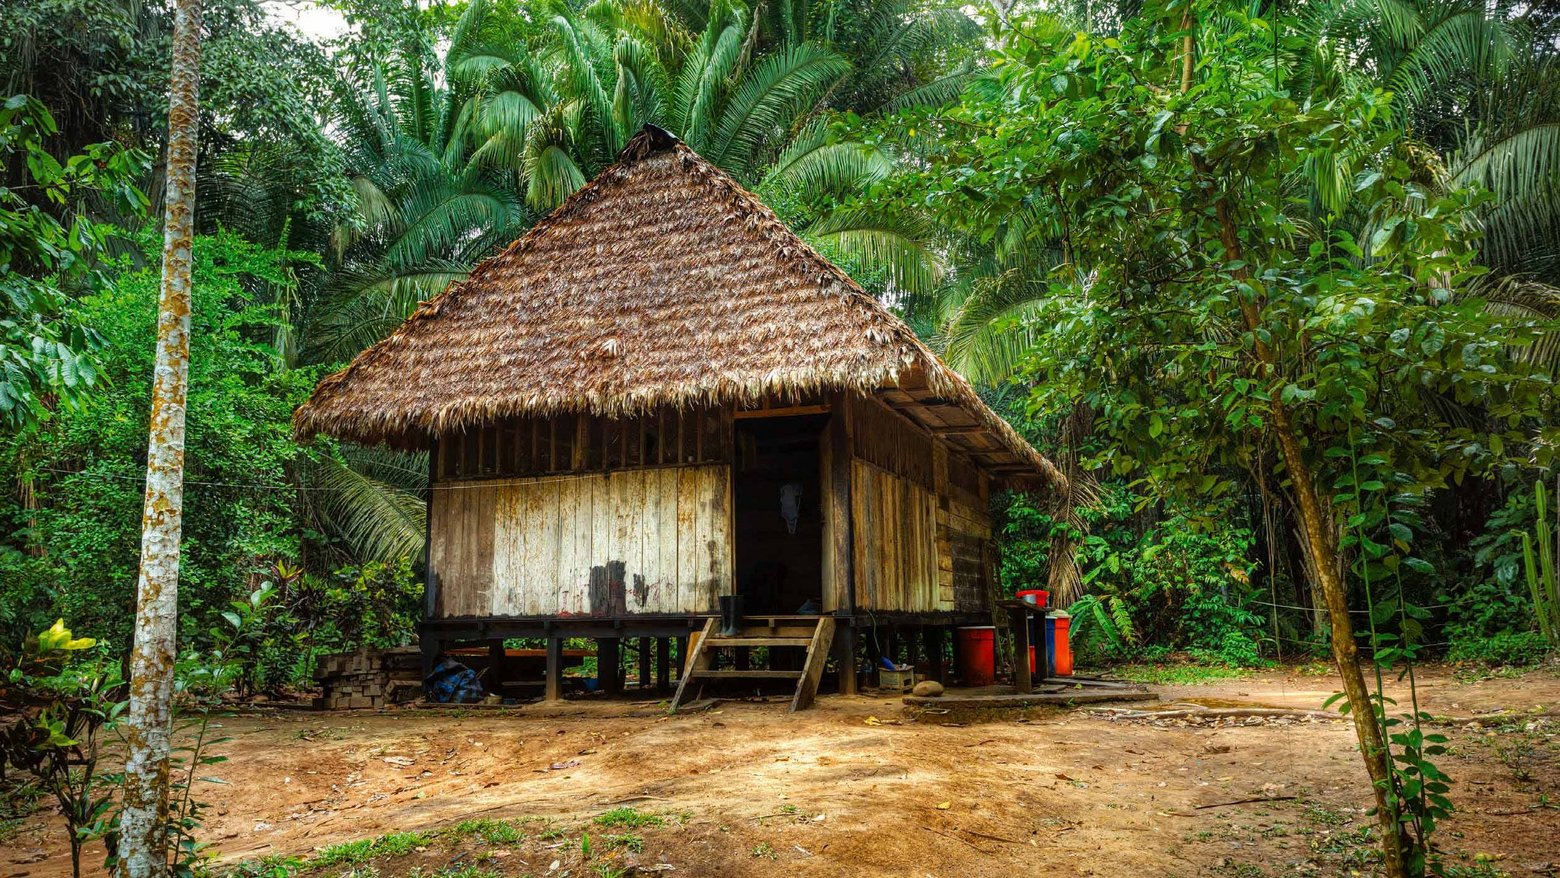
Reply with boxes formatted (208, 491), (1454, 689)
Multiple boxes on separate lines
(5, 663), (1558, 877)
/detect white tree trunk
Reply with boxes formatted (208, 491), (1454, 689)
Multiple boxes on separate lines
(117, 0), (202, 874)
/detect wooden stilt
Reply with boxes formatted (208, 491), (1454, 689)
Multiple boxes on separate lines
(545, 636), (563, 702)
(926, 627), (947, 683)
(487, 640), (506, 696)
(638, 637), (652, 689)
(676, 635), (689, 679)
(656, 637), (671, 691)
(601, 638), (622, 694)
(834, 622), (858, 696)
(1009, 606), (1033, 694)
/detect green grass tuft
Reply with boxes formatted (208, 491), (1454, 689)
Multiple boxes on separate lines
(593, 807), (664, 829)
(310, 830), (431, 867)
(448, 818), (525, 845)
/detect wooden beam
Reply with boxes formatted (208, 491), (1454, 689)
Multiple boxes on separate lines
(656, 637), (671, 691)
(833, 623), (858, 695)
(734, 403), (831, 419)
(638, 637), (652, 689)
(928, 424), (985, 435)
(603, 638), (624, 694)
(789, 617), (836, 712)
(544, 636), (563, 702)
(1010, 605), (1033, 694)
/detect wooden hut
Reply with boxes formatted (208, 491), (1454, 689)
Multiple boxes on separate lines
(295, 125), (1064, 710)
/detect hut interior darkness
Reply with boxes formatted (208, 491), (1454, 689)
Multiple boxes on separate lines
(295, 125), (1064, 709)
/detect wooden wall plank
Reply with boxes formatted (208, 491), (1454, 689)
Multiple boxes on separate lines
(850, 460), (939, 613)
(640, 468), (661, 611)
(433, 466), (733, 619)
(658, 467), (678, 606)
(676, 466), (699, 610)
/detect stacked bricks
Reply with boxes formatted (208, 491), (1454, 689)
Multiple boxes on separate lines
(313, 646), (422, 710)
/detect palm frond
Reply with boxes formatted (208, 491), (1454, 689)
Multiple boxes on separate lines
(302, 450), (427, 564)
(709, 43), (851, 174)
(764, 122), (890, 196)
(805, 205), (944, 296)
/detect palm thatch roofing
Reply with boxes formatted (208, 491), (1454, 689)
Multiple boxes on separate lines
(295, 125), (1063, 493)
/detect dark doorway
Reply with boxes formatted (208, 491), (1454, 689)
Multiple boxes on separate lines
(732, 414), (827, 615)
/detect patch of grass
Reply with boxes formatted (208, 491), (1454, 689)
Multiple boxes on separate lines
(224, 855), (306, 878)
(310, 831), (430, 867)
(751, 841), (777, 860)
(593, 806), (665, 829)
(448, 818), (525, 845)
(1111, 663), (1251, 685)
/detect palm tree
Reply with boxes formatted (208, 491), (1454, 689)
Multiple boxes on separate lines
(1301, 0), (1560, 367)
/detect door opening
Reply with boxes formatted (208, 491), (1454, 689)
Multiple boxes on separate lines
(732, 414), (827, 615)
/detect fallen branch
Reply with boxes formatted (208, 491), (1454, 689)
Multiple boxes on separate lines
(1098, 706), (1334, 721)
(921, 825), (993, 854)
(958, 827), (1026, 845)
(1193, 795), (1299, 811)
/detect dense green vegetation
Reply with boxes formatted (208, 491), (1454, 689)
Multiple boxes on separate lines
(1, 0), (1555, 685)
(0, 0), (1555, 873)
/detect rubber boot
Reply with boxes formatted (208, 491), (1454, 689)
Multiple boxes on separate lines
(719, 595), (743, 637)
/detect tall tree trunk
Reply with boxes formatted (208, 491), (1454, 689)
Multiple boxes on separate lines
(1176, 6), (1408, 873)
(117, 0), (201, 874)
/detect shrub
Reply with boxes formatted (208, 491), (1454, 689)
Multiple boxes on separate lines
(1446, 631), (1550, 668)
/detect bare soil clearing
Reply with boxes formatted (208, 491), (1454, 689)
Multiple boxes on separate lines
(7, 664), (1558, 877)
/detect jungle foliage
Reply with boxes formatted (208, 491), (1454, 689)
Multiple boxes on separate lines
(0, 0), (1555, 705)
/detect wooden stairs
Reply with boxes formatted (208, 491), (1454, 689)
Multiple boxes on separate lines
(670, 615), (835, 713)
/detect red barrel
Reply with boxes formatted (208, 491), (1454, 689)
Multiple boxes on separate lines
(956, 626), (996, 686)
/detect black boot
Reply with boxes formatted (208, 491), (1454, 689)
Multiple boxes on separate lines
(719, 595), (743, 637)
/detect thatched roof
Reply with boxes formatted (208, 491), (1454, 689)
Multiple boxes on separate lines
(295, 125), (1063, 493)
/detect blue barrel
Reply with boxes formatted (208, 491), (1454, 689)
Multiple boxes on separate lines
(1043, 614), (1059, 678)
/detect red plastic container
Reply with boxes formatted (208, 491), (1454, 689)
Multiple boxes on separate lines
(1016, 589), (1049, 609)
(956, 626), (996, 686)
(1053, 613), (1073, 676)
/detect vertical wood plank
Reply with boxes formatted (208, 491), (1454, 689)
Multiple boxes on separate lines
(574, 475), (596, 615)
(474, 483), (495, 618)
(711, 463), (732, 598)
(694, 467), (715, 605)
(491, 484), (513, 615)
(676, 466), (700, 610)
(593, 471), (612, 614)
(658, 467), (678, 609)
(641, 467), (661, 611)
(545, 477), (563, 614)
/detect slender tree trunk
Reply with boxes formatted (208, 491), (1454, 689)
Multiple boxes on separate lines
(117, 0), (201, 874)
(1174, 6), (1408, 873)
(1268, 406), (1409, 874)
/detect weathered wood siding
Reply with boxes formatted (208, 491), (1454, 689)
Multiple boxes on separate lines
(939, 498), (992, 612)
(935, 445), (994, 613)
(850, 460), (940, 611)
(430, 465), (732, 618)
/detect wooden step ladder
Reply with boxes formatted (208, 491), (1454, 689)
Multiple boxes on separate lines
(671, 615), (835, 713)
